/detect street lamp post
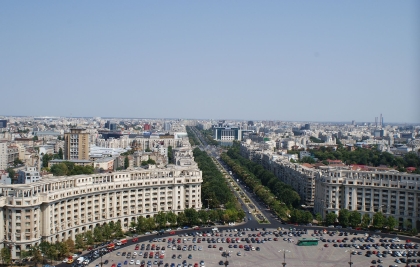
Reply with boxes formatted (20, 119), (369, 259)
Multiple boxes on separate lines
(205, 198), (212, 210)
(8, 241), (16, 267)
(279, 249), (290, 267)
(223, 250), (232, 267)
(345, 250), (355, 267)
(100, 250), (103, 267)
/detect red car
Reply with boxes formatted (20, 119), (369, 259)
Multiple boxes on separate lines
(324, 244), (328, 247)
(170, 231), (175, 235)
(111, 264), (116, 267)
(132, 238), (138, 242)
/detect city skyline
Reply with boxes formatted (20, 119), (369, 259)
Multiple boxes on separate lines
(1, 1), (419, 123)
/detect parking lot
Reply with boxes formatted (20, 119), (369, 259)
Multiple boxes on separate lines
(83, 228), (420, 267)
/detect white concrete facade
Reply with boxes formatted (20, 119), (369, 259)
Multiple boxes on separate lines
(314, 170), (420, 229)
(0, 166), (202, 259)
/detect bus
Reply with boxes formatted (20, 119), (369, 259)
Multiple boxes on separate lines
(297, 238), (319, 246)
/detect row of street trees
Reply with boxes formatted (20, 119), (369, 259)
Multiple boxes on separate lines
(0, 239), (75, 266)
(320, 209), (417, 235)
(185, 127), (200, 146)
(75, 221), (124, 250)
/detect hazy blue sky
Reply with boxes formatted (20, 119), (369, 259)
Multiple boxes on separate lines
(1, 1), (419, 123)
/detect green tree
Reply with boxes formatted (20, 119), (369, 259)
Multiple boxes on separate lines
(102, 224), (112, 241)
(58, 148), (63, 159)
(84, 230), (94, 245)
(155, 211), (167, 229)
(6, 167), (16, 180)
(0, 247), (11, 265)
(361, 214), (371, 228)
(137, 216), (147, 233)
(93, 226), (103, 242)
(65, 238), (75, 254)
(386, 216), (398, 231)
(209, 210), (219, 223)
(315, 213), (323, 225)
(54, 241), (68, 259)
(33, 135), (39, 141)
(325, 212), (337, 225)
(303, 211), (313, 224)
(177, 212), (188, 226)
(184, 208), (199, 225)
(29, 245), (43, 266)
(166, 211), (177, 226)
(50, 162), (68, 176)
(13, 158), (24, 166)
(404, 219), (412, 230)
(145, 217), (156, 231)
(124, 156), (129, 169)
(300, 156), (316, 164)
(338, 209), (351, 227)
(42, 153), (53, 168)
(108, 221), (115, 232)
(372, 211), (386, 229)
(167, 146), (173, 163)
(114, 221), (124, 238)
(75, 234), (85, 250)
(39, 241), (50, 255)
(198, 210), (209, 224)
(349, 211), (361, 228)
(19, 250), (31, 262)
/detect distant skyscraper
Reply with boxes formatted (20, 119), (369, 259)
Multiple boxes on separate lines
(164, 122), (171, 131)
(144, 124), (151, 131)
(379, 113), (383, 127)
(64, 128), (90, 160)
(352, 120), (355, 126)
(0, 120), (7, 128)
(109, 123), (117, 131)
(0, 140), (7, 170)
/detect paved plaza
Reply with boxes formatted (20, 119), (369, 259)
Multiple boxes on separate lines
(86, 228), (419, 267)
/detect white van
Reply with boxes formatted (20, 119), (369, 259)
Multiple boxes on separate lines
(77, 257), (84, 264)
(212, 227), (219, 232)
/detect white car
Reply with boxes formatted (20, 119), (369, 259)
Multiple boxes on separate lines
(136, 260), (140, 265)
(133, 252), (137, 256)
(62, 259), (68, 263)
(129, 260), (134, 265)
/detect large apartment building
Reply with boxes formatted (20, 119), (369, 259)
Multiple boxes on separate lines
(240, 139), (420, 229)
(0, 165), (202, 260)
(314, 170), (420, 229)
(64, 128), (90, 160)
(0, 140), (7, 170)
